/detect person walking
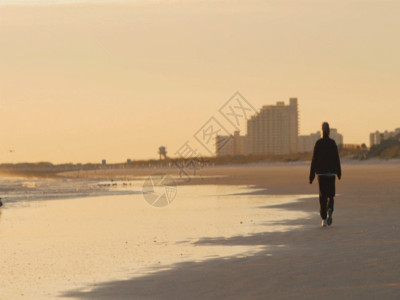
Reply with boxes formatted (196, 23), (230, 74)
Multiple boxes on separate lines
(309, 122), (341, 227)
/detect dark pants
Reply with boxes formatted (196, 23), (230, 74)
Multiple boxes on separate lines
(319, 195), (334, 219)
(318, 176), (335, 219)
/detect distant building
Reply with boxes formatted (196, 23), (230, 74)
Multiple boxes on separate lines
(216, 131), (245, 156)
(370, 128), (400, 147)
(298, 129), (343, 153)
(370, 131), (383, 148)
(330, 128), (343, 147)
(341, 144), (361, 150)
(215, 98), (345, 156)
(246, 98), (298, 155)
(127, 159), (131, 164)
(298, 131), (321, 153)
(102, 159), (106, 166)
(216, 136), (233, 156)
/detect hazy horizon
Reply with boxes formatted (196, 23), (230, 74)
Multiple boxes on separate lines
(1, 0), (399, 163)
(0, 0), (144, 5)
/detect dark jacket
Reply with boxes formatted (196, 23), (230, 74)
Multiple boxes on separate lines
(309, 136), (341, 182)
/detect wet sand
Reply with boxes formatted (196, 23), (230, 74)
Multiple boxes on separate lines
(0, 183), (310, 299)
(1, 161), (399, 299)
(62, 161), (400, 299)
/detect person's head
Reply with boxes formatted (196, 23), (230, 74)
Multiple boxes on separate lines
(322, 122), (330, 137)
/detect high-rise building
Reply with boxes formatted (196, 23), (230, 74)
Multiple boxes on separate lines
(215, 98), (344, 157)
(298, 131), (321, 153)
(246, 98), (298, 155)
(330, 128), (343, 147)
(216, 131), (245, 156)
(370, 131), (383, 147)
(369, 128), (400, 147)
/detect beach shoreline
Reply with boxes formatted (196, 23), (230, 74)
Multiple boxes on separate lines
(1, 181), (311, 299)
(62, 161), (400, 299)
(1, 162), (399, 299)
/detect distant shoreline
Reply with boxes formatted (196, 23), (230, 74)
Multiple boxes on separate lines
(1, 158), (400, 179)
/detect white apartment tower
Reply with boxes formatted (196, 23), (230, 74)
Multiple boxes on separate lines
(246, 98), (298, 155)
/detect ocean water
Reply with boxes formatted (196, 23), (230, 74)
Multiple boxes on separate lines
(0, 176), (142, 204)
(0, 177), (312, 299)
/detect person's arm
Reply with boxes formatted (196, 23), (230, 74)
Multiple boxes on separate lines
(335, 142), (341, 180)
(309, 142), (318, 184)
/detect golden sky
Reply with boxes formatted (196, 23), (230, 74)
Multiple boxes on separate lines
(1, 0), (399, 163)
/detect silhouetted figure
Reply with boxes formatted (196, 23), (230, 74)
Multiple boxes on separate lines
(309, 122), (341, 227)
(0, 198), (3, 207)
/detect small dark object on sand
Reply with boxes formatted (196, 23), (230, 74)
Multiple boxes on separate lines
(0, 198), (3, 207)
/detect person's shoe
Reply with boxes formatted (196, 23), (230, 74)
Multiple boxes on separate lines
(327, 209), (333, 226)
(321, 219), (327, 227)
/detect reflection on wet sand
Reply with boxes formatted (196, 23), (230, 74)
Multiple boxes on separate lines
(0, 184), (310, 299)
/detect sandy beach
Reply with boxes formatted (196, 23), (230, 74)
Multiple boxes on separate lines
(3, 0), (400, 299)
(0, 180), (309, 299)
(1, 161), (400, 299)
